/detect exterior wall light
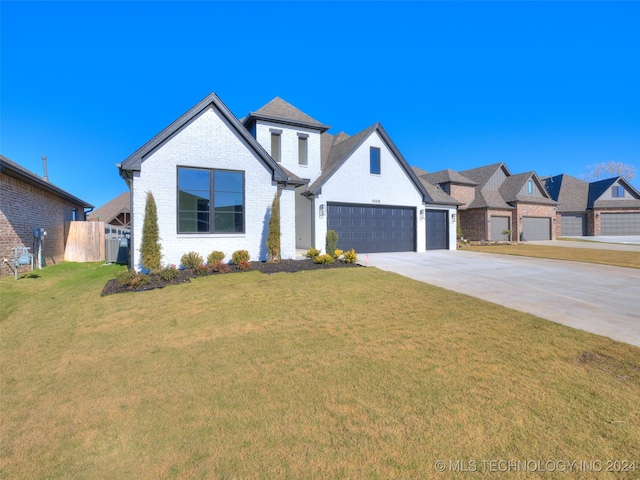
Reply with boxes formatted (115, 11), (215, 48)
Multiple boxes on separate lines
(420, 209), (425, 220)
(451, 213), (456, 223)
(319, 204), (325, 218)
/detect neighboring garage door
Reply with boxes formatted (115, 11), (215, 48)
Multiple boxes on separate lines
(327, 203), (415, 253)
(561, 214), (587, 236)
(522, 217), (552, 241)
(490, 216), (510, 241)
(601, 213), (640, 235)
(426, 210), (448, 250)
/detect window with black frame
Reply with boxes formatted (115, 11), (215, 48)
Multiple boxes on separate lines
(178, 167), (244, 233)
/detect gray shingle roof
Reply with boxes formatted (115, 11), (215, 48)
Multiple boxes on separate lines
(421, 168), (477, 186)
(467, 189), (513, 209)
(459, 162), (510, 186)
(499, 172), (556, 205)
(589, 177), (640, 208)
(243, 97), (330, 132)
(410, 166), (429, 177)
(120, 92), (289, 185)
(544, 174), (590, 212)
(415, 177), (463, 206)
(0, 155), (93, 208)
(88, 191), (130, 224)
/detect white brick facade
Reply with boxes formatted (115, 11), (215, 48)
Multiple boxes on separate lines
(130, 106), (295, 269)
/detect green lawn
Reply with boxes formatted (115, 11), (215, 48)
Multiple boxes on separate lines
(463, 243), (640, 269)
(1, 263), (639, 479)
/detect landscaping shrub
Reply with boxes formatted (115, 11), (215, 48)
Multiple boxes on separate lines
(343, 249), (358, 264)
(130, 274), (151, 288)
(115, 270), (151, 288)
(266, 193), (281, 262)
(313, 253), (335, 264)
(159, 264), (179, 281)
(303, 248), (321, 259)
(238, 260), (251, 271)
(231, 250), (250, 265)
(334, 249), (344, 258)
(212, 260), (229, 274)
(193, 264), (210, 276)
(326, 230), (338, 258)
(115, 269), (138, 286)
(207, 251), (225, 265)
(181, 251), (204, 269)
(140, 191), (162, 272)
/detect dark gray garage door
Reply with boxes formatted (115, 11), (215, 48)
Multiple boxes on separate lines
(601, 213), (640, 235)
(327, 203), (415, 253)
(426, 210), (448, 250)
(522, 217), (551, 241)
(561, 214), (587, 236)
(490, 216), (511, 241)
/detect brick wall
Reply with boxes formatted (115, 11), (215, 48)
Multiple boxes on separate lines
(459, 209), (486, 240)
(1, 173), (85, 277)
(130, 106), (292, 269)
(512, 204), (556, 240)
(449, 184), (476, 208)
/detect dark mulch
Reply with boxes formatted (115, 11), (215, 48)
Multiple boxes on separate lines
(101, 259), (360, 296)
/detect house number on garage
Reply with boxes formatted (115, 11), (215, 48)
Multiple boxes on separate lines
(372, 199), (381, 203)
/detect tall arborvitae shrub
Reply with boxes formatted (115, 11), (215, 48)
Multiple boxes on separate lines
(140, 191), (162, 271)
(266, 192), (281, 262)
(326, 229), (339, 257)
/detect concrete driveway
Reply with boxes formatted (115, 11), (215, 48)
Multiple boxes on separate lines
(365, 251), (640, 348)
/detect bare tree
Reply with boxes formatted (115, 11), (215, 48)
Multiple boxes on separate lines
(582, 161), (636, 181)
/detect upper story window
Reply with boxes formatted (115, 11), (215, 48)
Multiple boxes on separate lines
(270, 129), (282, 163)
(298, 134), (308, 166)
(612, 186), (625, 198)
(527, 179), (533, 194)
(177, 167), (244, 233)
(370, 147), (381, 175)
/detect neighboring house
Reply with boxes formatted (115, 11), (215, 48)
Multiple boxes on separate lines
(543, 174), (640, 236)
(118, 93), (460, 270)
(420, 162), (557, 241)
(0, 155), (93, 277)
(88, 191), (131, 228)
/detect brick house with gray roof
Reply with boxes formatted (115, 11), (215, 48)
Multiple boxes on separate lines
(543, 174), (640, 236)
(420, 162), (557, 242)
(0, 155), (93, 277)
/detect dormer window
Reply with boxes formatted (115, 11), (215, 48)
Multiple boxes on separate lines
(612, 186), (625, 197)
(270, 129), (282, 163)
(298, 133), (308, 166)
(370, 147), (381, 175)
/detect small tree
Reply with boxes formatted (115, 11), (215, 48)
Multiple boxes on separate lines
(266, 193), (281, 262)
(140, 191), (162, 271)
(326, 229), (339, 258)
(502, 229), (512, 242)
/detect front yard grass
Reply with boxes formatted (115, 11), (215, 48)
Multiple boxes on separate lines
(1, 262), (639, 478)
(464, 243), (640, 269)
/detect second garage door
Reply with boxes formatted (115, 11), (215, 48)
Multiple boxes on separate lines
(426, 210), (448, 250)
(327, 203), (415, 253)
(561, 214), (587, 236)
(522, 217), (552, 241)
(601, 212), (640, 235)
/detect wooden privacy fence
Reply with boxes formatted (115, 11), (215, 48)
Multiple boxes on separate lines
(64, 221), (105, 262)
(63, 222), (130, 264)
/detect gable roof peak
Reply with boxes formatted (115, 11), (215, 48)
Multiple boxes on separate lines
(245, 96), (330, 132)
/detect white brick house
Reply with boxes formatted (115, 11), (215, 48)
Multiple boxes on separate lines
(119, 93), (460, 270)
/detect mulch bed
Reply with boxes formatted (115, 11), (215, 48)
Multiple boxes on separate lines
(101, 259), (360, 296)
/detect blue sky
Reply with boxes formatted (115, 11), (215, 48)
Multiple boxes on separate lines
(2, 1), (639, 208)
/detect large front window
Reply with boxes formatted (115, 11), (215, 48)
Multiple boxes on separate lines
(178, 167), (244, 233)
